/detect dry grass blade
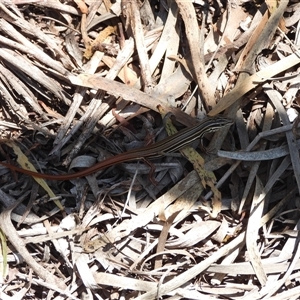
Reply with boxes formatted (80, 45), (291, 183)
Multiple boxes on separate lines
(135, 232), (246, 300)
(175, 0), (215, 110)
(264, 84), (300, 194)
(84, 169), (201, 252)
(0, 192), (66, 290)
(246, 176), (267, 285)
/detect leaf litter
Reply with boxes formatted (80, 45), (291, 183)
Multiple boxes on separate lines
(0, 0), (300, 299)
